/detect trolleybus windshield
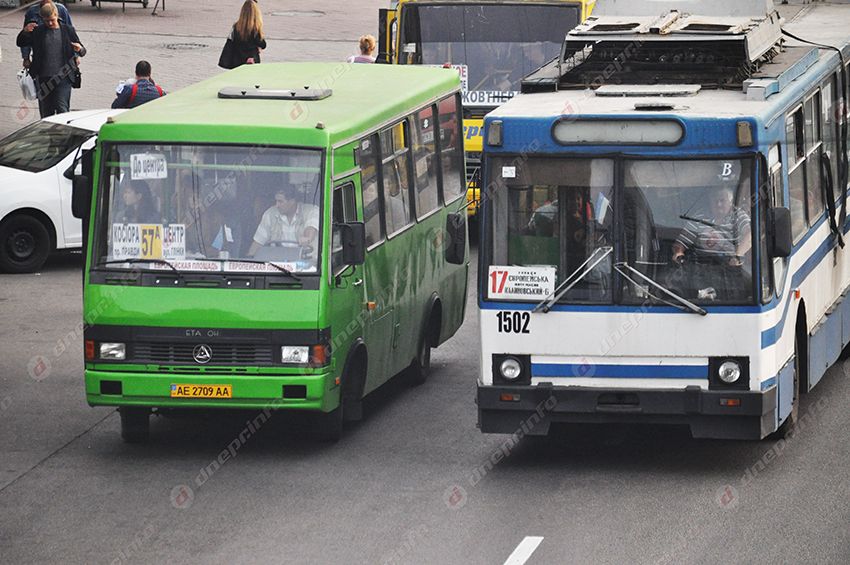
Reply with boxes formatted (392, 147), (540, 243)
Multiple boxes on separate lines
(489, 157), (755, 306)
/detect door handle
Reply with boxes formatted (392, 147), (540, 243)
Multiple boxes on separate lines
(353, 278), (363, 287)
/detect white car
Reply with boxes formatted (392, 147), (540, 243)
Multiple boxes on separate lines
(0, 109), (124, 273)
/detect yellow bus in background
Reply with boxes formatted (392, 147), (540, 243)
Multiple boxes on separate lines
(378, 0), (595, 218)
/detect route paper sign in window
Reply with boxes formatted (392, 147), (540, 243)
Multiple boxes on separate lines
(488, 266), (556, 301)
(130, 153), (168, 180)
(111, 223), (186, 261)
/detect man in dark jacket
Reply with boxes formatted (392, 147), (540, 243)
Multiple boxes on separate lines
(112, 61), (167, 109)
(20, 0), (73, 69)
(16, 2), (86, 118)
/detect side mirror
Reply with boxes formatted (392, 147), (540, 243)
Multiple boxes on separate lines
(445, 212), (467, 265)
(72, 175), (90, 219)
(769, 207), (792, 258)
(339, 222), (366, 266)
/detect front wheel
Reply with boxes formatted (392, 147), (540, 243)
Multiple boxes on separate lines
(119, 407), (150, 443)
(408, 333), (432, 386)
(0, 215), (51, 273)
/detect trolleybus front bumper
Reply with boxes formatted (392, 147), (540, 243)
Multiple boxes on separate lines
(477, 384), (777, 440)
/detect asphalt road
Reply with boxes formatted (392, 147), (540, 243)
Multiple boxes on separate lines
(2, 1), (850, 563)
(1, 248), (850, 564)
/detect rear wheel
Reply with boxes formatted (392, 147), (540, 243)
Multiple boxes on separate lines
(0, 215), (51, 273)
(409, 333), (432, 386)
(119, 407), (150, 443)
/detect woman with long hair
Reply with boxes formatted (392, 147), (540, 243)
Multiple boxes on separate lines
(228, 0), (266, 67)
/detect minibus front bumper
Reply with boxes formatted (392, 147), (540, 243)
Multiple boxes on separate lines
(477, 384), (777, 440)
(86, 369), (336, 412)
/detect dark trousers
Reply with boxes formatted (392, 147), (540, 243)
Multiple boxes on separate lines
(35, 76), (72, 118)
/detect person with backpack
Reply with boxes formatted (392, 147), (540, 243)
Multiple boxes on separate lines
(112, 61), (166, 109)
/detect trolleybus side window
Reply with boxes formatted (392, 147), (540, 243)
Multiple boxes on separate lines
(438, 94), (464, 203)
(410, 104), (441, 219)
(787, 109), (808, 240)
(804, 91), (825, 223)
(359, 135), (384, 248)
(822, 75), (839, 194)
(758, 166), (773, 303)
(380, 121), (414, 236)
(769, 144), (788, 297)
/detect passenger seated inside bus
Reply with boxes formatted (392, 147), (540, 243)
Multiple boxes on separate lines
(119, 180), (160, 224)
(247, 186), (320, 261)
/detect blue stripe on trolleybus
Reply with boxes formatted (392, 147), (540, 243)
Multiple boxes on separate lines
(532, 363), (708, 379)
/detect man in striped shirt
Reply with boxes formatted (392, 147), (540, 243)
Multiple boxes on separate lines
(672, 187), (751, 267)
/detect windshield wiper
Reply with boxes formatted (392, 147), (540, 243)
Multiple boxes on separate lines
(614, 262), (706, 316)
(679, 214), (719, 229)
(98, 258), (184, 280)
(533, 246), (613, 314)
(205, 258), (302, 281)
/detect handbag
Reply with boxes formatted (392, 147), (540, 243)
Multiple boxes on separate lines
(218, 30), (240, 69)
(17, 68), (38, 101)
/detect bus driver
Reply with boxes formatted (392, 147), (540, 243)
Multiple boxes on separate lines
(247, 187), (319, 257)
(672, 186), (752, 267)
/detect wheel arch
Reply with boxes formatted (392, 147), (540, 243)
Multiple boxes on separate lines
(424, 292), (442, 348)
(342, 338), (369, 400)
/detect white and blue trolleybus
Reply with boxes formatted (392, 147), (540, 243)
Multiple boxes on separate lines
(477, 0), (850, 439)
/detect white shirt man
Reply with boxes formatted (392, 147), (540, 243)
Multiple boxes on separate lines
(248, 189), (319, 256)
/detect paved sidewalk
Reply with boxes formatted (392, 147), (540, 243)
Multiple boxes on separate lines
(0, 0), (388, 136)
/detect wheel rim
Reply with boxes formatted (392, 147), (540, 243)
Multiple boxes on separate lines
(7, 229), (36, 261)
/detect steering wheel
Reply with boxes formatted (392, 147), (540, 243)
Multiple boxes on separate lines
(269, 239), (314, 260)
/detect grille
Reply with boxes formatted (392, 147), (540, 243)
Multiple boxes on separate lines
(134, 342), (274, 365)
(465, 153), (482, 188)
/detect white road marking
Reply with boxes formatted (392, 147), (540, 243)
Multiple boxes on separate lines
(503, 536), (544, 565)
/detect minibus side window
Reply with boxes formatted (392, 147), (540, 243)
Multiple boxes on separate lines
(822, 75), (839, 196)
(359, 135), (384, 248)
(410, 105), (440, 219)
(438, 93), (464, 203)
(379, 121), (414, 236)
(332, 182), (357, 273)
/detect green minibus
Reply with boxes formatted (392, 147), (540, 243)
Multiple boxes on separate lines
(73, 63), (469, 442)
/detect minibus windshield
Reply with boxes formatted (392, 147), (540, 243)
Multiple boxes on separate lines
(94, 144), (323, 275)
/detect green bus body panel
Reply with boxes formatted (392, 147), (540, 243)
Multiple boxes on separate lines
(84, 286), (320, 328)
(84, 62), (467, 414)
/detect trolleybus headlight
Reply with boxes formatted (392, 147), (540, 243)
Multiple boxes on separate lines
(718, 361), (742, 384)
(500, 357), (523, 381)
(281, 346), (310, 365)
(99, 342), (126, 360)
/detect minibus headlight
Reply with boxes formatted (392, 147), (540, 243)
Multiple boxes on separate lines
(500, 357), (523, 381)
(718, 361), (742, 384)
(281, 346), (310, 365)
(99, 342), (126, 360)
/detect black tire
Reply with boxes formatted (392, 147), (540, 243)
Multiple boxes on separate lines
(341, 359), (365, 423)
(409, 330), (432, 386)
(315, 403), (343, 443)
(773, 332), (801, 439)
(0, 215), (51, 274)
(119, 407), (150, 443)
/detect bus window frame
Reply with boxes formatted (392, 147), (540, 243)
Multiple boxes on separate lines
(410, 105), (444, 223)
(438, 92), (466, 207)
(787, 105), (808, 243)
(90, 141), (326, 280)
(804, 90), (825, 225)
(768, 144), (787, 300)
(332, 180), (358, 276)
(360, 133), (386, 252)
(483, 152), (760, 307)
(380, 119), (416, 240)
